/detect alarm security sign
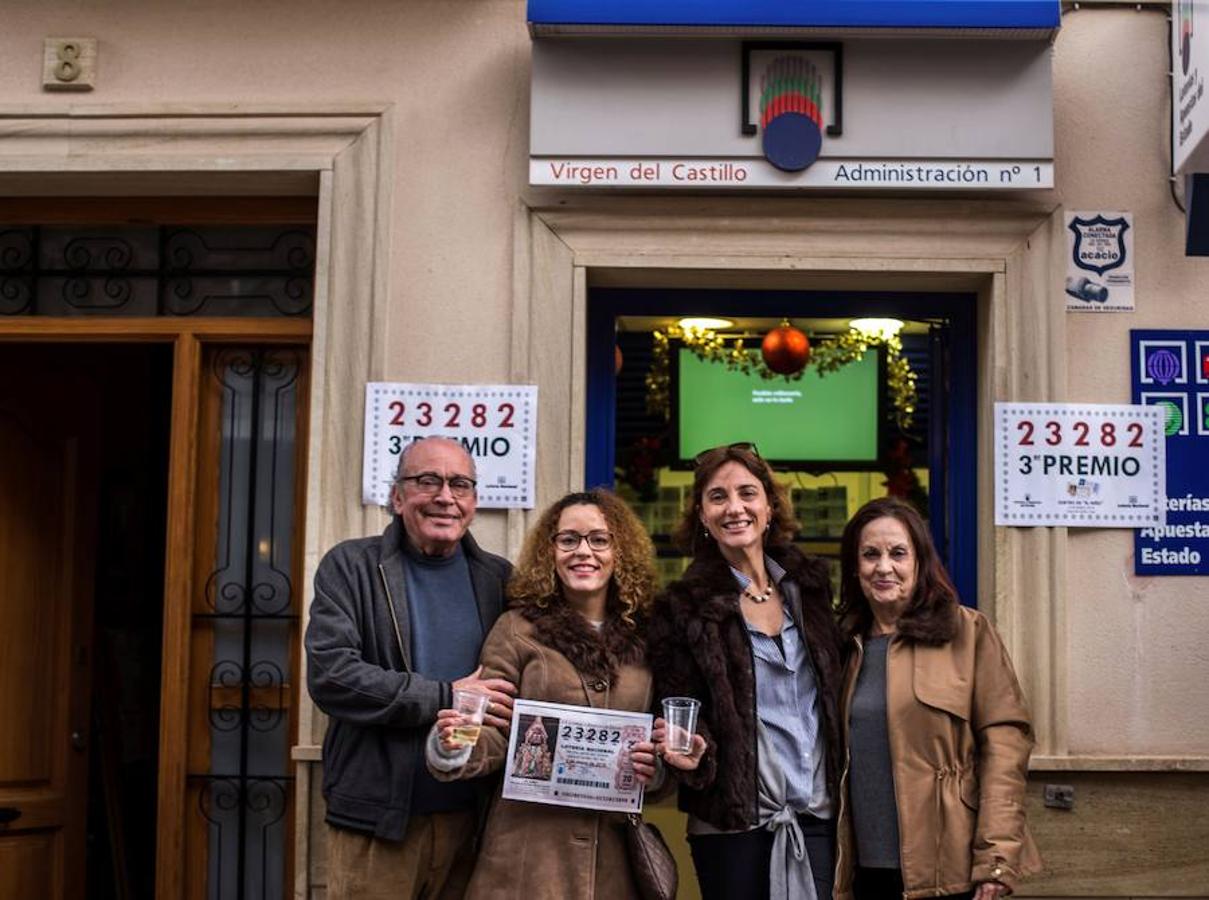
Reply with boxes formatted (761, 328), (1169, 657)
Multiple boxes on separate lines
(1065, 210), (1135, 312)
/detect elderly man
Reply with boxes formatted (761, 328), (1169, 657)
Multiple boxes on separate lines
(306, 437), (515, 900)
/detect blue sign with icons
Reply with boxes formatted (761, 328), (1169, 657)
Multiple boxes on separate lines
(1131, 329), (1209, 575)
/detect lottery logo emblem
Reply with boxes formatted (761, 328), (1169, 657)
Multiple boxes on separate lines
(759, 56), (824, 172)
(1158, 400), (1184, 436)
(1146, 348), (1183, 385)
(1068, 215), (1129, 276)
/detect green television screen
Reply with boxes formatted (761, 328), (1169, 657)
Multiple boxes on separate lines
(676, 347), (882, 467)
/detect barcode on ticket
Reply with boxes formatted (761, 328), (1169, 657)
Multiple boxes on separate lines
(557, 778), (610, 789)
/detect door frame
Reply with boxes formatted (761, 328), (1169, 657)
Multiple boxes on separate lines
(0, 103), (394, 898)
(0, 320), (310, 897)
(584, 287), (979, 607)
(510, 199), (1068, 766)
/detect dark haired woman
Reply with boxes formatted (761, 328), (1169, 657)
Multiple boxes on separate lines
(428, 489), (703, 899)
(646, 444), (844, 900)
(834, 497), (1041, 900)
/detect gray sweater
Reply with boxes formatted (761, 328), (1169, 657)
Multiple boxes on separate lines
(304, 517), (510, 840)
(848, 634), (901, 868)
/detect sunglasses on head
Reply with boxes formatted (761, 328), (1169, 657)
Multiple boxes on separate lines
(693, 442), (760, 467)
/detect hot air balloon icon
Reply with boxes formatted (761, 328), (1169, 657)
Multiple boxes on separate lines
(1146, 348), (1182, 385)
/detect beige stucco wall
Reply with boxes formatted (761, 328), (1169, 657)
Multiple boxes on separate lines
(0, 0), (532, 550)
(1054, 7), (1209, 756)
(2, 1), (1207, 896)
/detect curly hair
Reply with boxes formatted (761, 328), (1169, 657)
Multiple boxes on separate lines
(836, 496), (958, 644)
(672, 444), (799, 559)
(508, 489), (658, 628)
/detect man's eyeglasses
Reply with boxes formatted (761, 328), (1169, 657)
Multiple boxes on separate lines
(398, 473), (477, 498)
(552, 530), (614, 552)
(693, 442), (760, 466)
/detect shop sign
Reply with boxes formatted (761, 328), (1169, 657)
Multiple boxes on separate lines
(1065, 211), (1134, 312)
(530, 33), (1053, 192)
(1174, 0), (1209, 172)
(1131, 330), (1209, 574)
(994, 402), (1166, 527)
(362, 382), (538, 509)
(531, 158), (1054, 190)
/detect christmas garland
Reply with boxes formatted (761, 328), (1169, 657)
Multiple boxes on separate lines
(645, 324), (918, 430)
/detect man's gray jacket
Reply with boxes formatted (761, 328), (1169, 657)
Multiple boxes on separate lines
(305, 516), (511, 840)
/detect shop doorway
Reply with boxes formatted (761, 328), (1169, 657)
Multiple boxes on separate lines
(0, 207), (314, 899)
(586, 286), (976, 899)
(0, 345), (170, 900)
(586, 288), (977, 602)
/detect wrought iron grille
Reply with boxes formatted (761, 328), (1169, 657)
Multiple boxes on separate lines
(191, 348), (303, 900)
(0, 226), (314, 316)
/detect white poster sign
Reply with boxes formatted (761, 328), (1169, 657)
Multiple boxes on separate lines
(362, 382), (537, 509)
(1065, 211), (1135, 312)
(994, 403), (1166, 527)
(502, 699), (650, 813)
(1174, 0), (1209, 172)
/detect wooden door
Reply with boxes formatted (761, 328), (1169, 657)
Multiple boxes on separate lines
(0, 203), (315, 899)
(0, 348), (99, 900)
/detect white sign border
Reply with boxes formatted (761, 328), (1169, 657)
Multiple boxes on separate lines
(994, 402), (1167, 527)
(362, 382), (538, 510)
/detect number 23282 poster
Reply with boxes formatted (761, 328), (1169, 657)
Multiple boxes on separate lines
(994, 403), (1166, 527)
(362, 382), (537, 509)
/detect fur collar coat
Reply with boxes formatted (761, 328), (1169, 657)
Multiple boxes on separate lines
(646, 544), (844, 832)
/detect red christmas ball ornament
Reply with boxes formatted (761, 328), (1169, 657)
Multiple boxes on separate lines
(760, 320), (810, 375)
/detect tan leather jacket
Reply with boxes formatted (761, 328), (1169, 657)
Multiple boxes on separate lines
(430, 609), (654, 899)
(834, 606), (1042, 899)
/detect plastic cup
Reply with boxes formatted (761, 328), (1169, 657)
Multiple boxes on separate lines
(661, 696), (701, 754)
(451, 688), (490, 747)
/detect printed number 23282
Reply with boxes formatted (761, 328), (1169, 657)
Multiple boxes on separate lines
(387, 400), (515, 429)
(1016, 419), (1143, 448)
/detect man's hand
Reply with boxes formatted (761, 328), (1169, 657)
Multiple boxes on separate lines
(451, 665), (516, 729)
(435, 708), (471, 754)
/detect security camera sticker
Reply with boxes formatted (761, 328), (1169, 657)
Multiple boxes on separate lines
(1065, 211), (1134, 313)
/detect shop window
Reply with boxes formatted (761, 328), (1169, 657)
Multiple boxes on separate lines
(587, 288), (977, 604)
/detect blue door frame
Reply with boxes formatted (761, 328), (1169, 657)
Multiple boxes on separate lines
(586, 288), (979, 607)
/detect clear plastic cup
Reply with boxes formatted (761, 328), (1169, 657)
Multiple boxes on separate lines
(661, 696), (701, 754)
(451, 688), (490, 747)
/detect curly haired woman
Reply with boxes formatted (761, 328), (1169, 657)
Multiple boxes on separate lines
(428, 489), (704, 900)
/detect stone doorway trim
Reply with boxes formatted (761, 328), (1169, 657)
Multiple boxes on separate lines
(0, 105), (393, 899)
(512, 196), (1069, 764)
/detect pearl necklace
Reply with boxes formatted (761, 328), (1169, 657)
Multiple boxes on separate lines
(743, 582), (774, 604)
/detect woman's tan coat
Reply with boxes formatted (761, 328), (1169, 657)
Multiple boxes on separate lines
(834, 606), (1042, 899)
(433, 609), (653, 900)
